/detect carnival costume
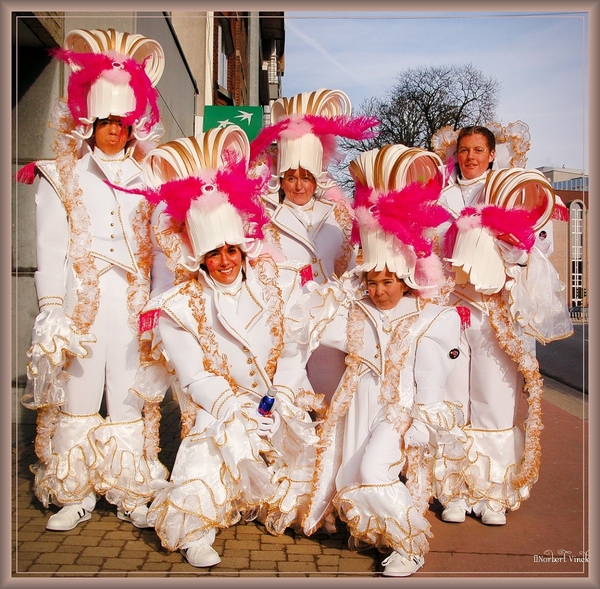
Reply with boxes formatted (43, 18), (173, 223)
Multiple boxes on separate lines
(16, 28), (170, 531)
(129, 127), (322, 566)
(430, 122), (573, 523)
(294, 145), (465, 576)
(249, 88), (379, 405)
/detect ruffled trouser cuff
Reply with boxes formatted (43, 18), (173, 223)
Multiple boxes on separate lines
(90, 418), (168, 512)
(434, 426), (529, 512)
(259, 399), (320, 536)
(148, 410), (274, 552)
(333, 479), (431, 558)
(31, 411), (102, 508)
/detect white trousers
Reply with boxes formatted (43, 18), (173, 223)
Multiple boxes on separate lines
(62, 266), (144, 419)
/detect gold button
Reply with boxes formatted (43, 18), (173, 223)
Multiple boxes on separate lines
(249, 371), (255, 376)
(252, 382), (258, 388)
(110, 248), (115, 252)
(314, 272), (319, 277)
(242, 347), (249, 352)
(312, 258), (317, 263)
(110, 235), (115, 239)
(247, 358), (253, 364)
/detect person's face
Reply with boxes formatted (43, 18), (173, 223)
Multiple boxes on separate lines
(94, 116), (130, 156)
(204, 244), (243, 285)
(366, 268), (408, 311)
(280, 167), (317, 206)
(456, 133), (495, 180)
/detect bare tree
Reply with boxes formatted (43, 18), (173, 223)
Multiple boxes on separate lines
(332, 63), (499, 194)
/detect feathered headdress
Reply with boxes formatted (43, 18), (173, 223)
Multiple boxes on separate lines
(431, 120), (568, 222)
(443, 167), (557, 295)
(249, 88), (379, 192)
(349, 145), (450, 291)
(52, 28), (164, 141)
(113, 126), (270, 271)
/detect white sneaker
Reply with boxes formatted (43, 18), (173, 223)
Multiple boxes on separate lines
(442, 502), (466, 523)
(117, 505), (152, 529)
(381, 552), (424, 577)
(181, 543), (221, 568)
(481, 507), (506, 525)
(46, 504), (91, 531)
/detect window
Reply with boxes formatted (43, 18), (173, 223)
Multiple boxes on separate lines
(217, 24), (228, 89)
(570, 202), (584, 307)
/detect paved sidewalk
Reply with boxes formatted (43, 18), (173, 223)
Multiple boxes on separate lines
(10, 381), (590, 583)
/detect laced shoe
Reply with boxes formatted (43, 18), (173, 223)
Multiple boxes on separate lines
(117, 504), (152, 529)
(481, 507), (506, 525)
(181, 543), (221, 568)
(46, 504), (91, 531)
(381, 551), (425, 577)
(442, 502), (466, 523)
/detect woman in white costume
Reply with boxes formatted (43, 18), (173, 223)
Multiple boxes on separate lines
(296, 145), (465, 577)
(17, 28), (170, 532)
(249, 88), (378, 407)
(131, 127), (321, 568)
(430, 123), (573, 525)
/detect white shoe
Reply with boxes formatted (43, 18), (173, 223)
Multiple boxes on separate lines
(46, 504), (91, 531)
(381, 552), (424, 577)
(481, 507), (506, 525)
(442, 502), (466, 523)
(117, 505), (152, 529)
(181, 543), (221, 568)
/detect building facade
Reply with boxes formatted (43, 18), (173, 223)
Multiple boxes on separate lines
(537, 167), (589, 317)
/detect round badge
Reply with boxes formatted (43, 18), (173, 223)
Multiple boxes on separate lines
(449, 348), (460, 359)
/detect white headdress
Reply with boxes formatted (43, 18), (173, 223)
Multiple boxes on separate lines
(431, 120), (531, 170)
(141, 126), (269, 271)
(249, 88), (379, 195)
(349, 145), (449, 291)
(443, 168), (556, 294)
(53, 28), (165, 142)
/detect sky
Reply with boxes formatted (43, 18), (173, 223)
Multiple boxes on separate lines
(280, 10), (589, 173)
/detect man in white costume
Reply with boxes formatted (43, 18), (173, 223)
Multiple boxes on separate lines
(430, 122), (573, 526)
(249, 88), (378, 407)
(132, 127), (322, 568)
(295, 145), (465, 577)
(18, 28), (170, 532)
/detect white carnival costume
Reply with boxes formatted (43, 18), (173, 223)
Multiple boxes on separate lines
(249, 88), (379, 405)
(16, 28), (169, 530)
(295, 145), (465, 577)
(129, 127), (322, 566)
(430, 122), (573, 522)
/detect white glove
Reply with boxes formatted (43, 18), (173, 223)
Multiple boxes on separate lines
(404, 420), (431, 448)
(495, 238), (528, 266)
(256, 411), (281, 438)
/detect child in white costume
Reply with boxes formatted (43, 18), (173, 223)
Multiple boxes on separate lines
(130, 127), (322, 568)
(295, 145), (466, 577)
(17, 28), (170, 532)
(249, 88), (379, 407)
(430, 122), (573, 525)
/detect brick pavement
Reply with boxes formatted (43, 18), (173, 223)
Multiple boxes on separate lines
(10, 383), (590, 580)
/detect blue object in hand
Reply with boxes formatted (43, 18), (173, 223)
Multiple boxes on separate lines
(258, 391), (276, 416)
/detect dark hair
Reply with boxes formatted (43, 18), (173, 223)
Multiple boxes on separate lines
(92, 117), (132, 138)
(457, 125), (496, 151)
(456, 125), (496, 176)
